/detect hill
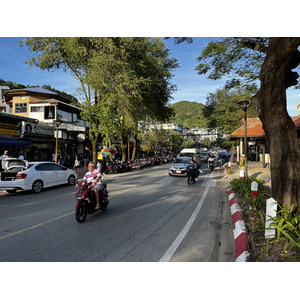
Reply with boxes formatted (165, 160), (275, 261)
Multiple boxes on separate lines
(169, 100), (208, 128)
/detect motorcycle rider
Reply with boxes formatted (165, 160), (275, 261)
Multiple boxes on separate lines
(187, 157), (198, 183)
(76, 161), (106, 210)
(208, 154), (215, 168)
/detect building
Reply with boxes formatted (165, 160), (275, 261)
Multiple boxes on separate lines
(1, 87), (88, 163)
(228, 116), (300, 165)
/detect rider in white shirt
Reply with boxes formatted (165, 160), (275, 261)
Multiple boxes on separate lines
(77, 161), (106, 210)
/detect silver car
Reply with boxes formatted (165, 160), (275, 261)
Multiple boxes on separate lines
(168, 157), (190, 176)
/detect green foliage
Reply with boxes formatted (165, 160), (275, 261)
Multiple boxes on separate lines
(168, 101), (208, 128)
(204, 87), (258, 134)
(138, 129), (182, 154)
(195, 37), (269, 91)
(181, 139), (195, 148)
(268, 204), (300, 260)
(229, 176), (270, 210)
(21, 37), (178, 161)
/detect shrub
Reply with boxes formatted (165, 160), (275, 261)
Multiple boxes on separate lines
(268, 204), (300, 261)
(229, 176), (271, 210)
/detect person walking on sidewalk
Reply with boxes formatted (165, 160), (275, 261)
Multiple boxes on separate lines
(74, 154), (80, 177)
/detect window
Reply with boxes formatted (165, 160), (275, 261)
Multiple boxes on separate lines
(45, 106), (55, 119)
(15, 103), (27, 113)
(31, 106), (44, 112)
(57, 109), (72, 122)
(35, 164), (52, 171)
(49, 164), (64, 171)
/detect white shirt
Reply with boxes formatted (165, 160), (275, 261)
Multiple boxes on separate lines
(83, 169), (102, 185)
(1, 154), (9, 169)
(19, 155), (24, 160)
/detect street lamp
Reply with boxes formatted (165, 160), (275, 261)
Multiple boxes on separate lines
(53, 119), (62, 163)
(238, 100), (252, 180)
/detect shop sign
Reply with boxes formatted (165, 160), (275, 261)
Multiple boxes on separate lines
(23, 122), (54, 136)
(0, 122), (20, 136)
(33, 143), (52, 149)
(0, 128), (20, 136)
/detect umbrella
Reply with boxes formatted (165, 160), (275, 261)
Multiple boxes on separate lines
(102, 148), (118, 154)
(97, 151), (109, 160)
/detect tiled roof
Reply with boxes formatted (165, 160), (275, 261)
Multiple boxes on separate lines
(229, 118), (265, 139)
(229, 117), (300, 140)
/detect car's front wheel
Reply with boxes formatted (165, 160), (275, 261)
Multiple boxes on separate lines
(68, 175), (76, 185)
(32, 180), (43, 193)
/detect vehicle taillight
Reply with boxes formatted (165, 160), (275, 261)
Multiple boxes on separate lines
(16, 173), (27, 179)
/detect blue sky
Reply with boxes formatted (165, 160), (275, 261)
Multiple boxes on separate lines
(1, 36), (299, 116)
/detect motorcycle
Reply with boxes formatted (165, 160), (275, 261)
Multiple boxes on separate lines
(208, 160), (214, 172)
(186, 166), (197, 185)
(75, 181), (109, 223)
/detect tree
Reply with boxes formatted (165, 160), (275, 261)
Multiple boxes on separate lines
(182, 139), (195, 148)
(21, 38), (178, 162)
(20, 37), (103, 161)
(204, 87), (257, 134)
(193, 37), (300, 210)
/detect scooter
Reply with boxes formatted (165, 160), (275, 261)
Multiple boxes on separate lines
(208, 160), (214, 172)
(75, 181), (109, 223)
(186, 166), (197, 185)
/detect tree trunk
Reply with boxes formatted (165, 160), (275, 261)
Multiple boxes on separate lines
(132, 133), (137, 160)
(120, 137), (127, 162)
(253, 37), (300, 210)
(230, 142), (235, 164)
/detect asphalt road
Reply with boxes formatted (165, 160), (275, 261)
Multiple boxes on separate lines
(0, 163), (235, 262)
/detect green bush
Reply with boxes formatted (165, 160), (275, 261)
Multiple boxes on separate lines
(229, 176), (271, 210)
(268, 204), (300, 261)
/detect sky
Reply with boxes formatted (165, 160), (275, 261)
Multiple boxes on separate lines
(1, 36), (300, 117)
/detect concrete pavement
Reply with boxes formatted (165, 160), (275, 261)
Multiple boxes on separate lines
(225, 160), (271, 188)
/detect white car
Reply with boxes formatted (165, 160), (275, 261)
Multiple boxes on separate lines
(0, 158), (77, 193)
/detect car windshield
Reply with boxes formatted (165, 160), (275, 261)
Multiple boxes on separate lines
(179, 153), (194, 158)
(200, 152), (207, 157)
(28, 164), (34, 168)
(173, 157), (190, 164)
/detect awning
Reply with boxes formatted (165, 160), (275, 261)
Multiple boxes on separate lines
(0, 138), (33, 145)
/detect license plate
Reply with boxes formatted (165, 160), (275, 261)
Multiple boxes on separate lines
(176, 170), (181, 174)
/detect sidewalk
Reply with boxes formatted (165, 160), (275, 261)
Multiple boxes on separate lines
(225, 161), (271, 188)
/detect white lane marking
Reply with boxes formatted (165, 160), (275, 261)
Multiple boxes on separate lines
(159, 185), (210, 262)
(0, 212), (74, 240)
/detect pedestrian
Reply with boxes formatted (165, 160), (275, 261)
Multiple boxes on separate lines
(97, 160), (102, 172)
(74, 154), (80, 176)
(1, 150), (9, 170)
(18, 152), (24, 160)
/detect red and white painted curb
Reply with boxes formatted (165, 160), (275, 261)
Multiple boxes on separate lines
(227, 189), (250, 262)
(224, 167), (228, 179)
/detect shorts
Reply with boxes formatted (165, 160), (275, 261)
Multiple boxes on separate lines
(93, 184), (103, 192)
(74, 165), (80, 169)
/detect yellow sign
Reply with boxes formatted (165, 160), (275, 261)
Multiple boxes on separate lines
(0, 128), (20, 136)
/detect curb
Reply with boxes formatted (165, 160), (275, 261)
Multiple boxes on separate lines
(227, 188), (250, 262)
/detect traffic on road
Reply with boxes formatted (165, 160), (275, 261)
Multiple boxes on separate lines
(0, 154), (235, 262)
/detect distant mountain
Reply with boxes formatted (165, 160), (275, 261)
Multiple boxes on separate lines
(169, 100), (208, 128)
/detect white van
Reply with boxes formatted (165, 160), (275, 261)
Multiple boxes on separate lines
(179, 148), (202, 166)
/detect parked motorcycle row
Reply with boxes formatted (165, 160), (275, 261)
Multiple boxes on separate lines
(105, 156), (174, 174)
